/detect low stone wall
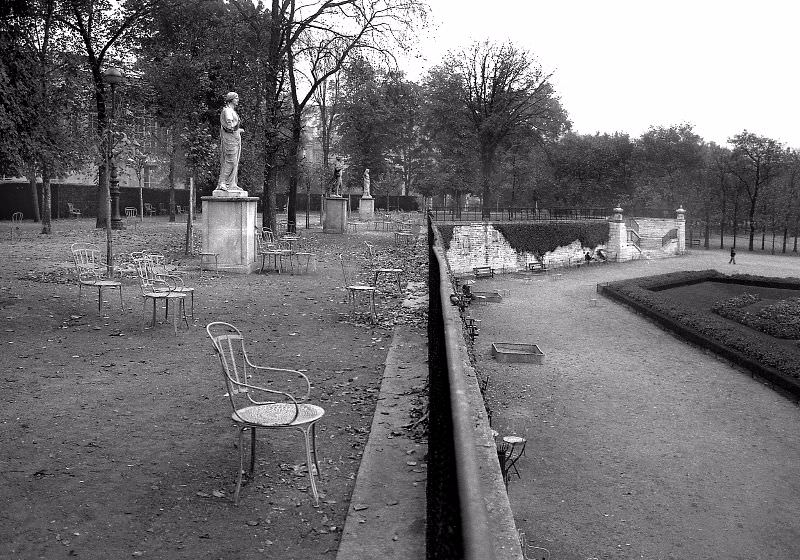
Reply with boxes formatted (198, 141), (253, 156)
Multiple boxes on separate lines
(444, 212), (684, 274)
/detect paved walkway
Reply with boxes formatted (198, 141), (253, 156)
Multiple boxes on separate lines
(472, 249), (800, 560)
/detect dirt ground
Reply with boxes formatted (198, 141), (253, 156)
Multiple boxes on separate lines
(472, 250), (800, 560)
(0, 216), (427, 560)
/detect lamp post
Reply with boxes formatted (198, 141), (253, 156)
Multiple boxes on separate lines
(104, 67), (125, 230)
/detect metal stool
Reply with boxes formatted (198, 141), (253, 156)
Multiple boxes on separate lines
(199, 252), (219, 276)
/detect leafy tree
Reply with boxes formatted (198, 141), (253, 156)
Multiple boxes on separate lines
(727, 130), (784, 250)
(631, 124), (704, 210)
(2, 0), (91, 232)
(436, 40), (569, 218)
(54, 0), (157, 228)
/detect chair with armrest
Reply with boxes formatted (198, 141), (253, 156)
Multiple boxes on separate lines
(206, 322), (325, 505)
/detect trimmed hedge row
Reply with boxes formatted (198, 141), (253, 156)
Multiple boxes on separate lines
(494, 222), (609, 256)
(599, 270), (800, 399)
(713, 294), (800, 340)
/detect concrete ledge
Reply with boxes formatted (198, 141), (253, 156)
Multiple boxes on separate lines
(336, 327), (427, 560)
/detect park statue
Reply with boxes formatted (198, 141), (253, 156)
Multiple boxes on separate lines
(215, 92), (245, 196)
(362, 168), (371, 198)
(331, 156), (344, 197)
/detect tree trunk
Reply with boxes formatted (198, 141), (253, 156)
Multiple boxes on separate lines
(28, 172), (41, 222)
(286, 114), (302, 233)
(703, 207), (711, 249)
(480, 152), (492, 220)
(41, 163), (51, 234)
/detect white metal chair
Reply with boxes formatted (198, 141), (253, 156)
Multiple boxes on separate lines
(340, 254), (377, 323)
(206, 322), (325, 506)
(255, 228), (292, 273)
(67, 202), (81, 218)
(133, 256), (188, 335)
(364, 241), (403, 292)
(71, 243), (124, 313)
(146, 252), (195, 319)
(124, 207), (138, 228)
(11, 211), (22, 241)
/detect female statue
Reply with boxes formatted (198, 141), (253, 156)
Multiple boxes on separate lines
(363, 168), (371, 197)
(217, 92), (244, 192)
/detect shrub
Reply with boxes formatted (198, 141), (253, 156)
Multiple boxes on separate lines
(494, 222), (609, 256)
(714, 294), (800, 340)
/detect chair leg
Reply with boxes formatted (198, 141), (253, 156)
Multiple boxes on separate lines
(234, 427), (245, 506)
(302, 427), (320, 506)
(118, 285), (124, 311)
(181, 299), (190, 329)
(141, 299), (147, 331)
(97, 286), (103, 313)
(310, 422), (321, 481)
(151, 298), (157, 328)
(249, 427), (256, 476)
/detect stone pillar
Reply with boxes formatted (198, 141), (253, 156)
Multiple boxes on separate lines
(676, 206), (686, 253)
(323, 196), (347, 234)
(201, 195), (259, 273)
(608, 206), (626, 262)
(359, 196), (375, 221)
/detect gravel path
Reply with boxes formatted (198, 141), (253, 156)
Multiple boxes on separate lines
(472, 249), (800, 560)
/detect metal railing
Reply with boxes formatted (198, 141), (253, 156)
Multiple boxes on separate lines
(428, 206), (611, 223)
(427, 217), (497, 560)
(662, 228), (678, 246)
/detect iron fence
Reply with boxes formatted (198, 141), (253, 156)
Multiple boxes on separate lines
(428, 206), (611, 223)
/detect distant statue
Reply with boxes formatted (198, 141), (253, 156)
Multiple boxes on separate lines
(331, 157), (343, 197)
(362, 168), (371, 198)
(216, 92), (244, 193)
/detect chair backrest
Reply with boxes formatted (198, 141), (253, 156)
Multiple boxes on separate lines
(206, 322), (309, 417)
(206, 322), (253, 403)
(67, 203), (75, 211)
(125, 207), (137, 218)
(364, 242), (377, 265)
(340, 254), (366, 287)
(133, 256), (167, 294)
(144, 203), (154, 211)
(12, 212), (23, 224)
(71, 243), (102, 281)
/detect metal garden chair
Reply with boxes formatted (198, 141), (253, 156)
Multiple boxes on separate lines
(339, 254), (377, 323)
(67, 202), (81, 218)
(206, 322), (325, 506)
(11, 211), (22, 241)
(255, 228), (292, 273)
(146, 252), (195, 319)
(364, 241), (403, 292)
(133, 256), (188, 335)
(71, 243), (124, 313)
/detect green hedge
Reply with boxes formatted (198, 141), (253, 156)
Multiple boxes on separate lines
(600, 270), (800, 397)
(494, 222), (609, 256)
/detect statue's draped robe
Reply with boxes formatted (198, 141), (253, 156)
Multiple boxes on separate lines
(218, 106), (242, 190)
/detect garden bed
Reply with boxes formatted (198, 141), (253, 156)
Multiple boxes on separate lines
(599, 270), (800, 399)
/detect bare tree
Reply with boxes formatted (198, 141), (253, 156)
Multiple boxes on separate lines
(727, 130), (784, 251)
(443, 40), (569, 218)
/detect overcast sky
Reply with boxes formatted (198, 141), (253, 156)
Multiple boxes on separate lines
(404, 0), (800, 148)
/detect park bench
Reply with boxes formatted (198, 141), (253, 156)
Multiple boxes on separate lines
(473, 266), (494, 279)
(526, 261), (547, 273)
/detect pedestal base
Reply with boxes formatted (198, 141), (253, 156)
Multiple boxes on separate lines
(323, 197), (347, 234)
(359, 196), (374, 221)
(201, 196), (259, 273)
(212, 188), (249, 198)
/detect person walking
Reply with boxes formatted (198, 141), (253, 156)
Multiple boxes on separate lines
(729, 246), (736, 264)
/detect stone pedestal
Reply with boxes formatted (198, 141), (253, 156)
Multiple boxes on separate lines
(323, 196), (347, 234)
(359, 196), (375, 221)
(676, 206), (686, 253)
(201, 195), (259, 273)
(608, 206), (627, 262)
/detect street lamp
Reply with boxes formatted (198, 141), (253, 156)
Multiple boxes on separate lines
(103, 67), (125, 230)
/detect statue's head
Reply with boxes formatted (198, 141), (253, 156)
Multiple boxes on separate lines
(225, 92), (239, 104)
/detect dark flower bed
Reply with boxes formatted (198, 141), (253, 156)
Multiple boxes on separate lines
(712, 294), (800, 340)
(599, 270), (800, 397)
